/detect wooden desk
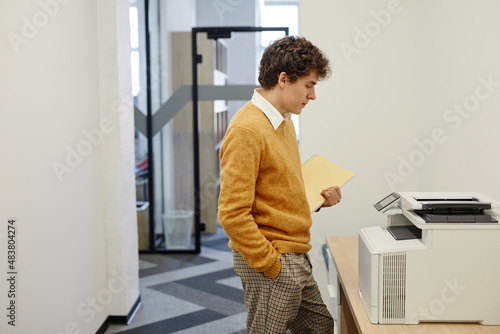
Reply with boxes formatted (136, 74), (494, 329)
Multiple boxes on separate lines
(326, 236), (500, 334)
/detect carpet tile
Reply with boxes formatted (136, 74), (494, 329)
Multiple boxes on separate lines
(104, 227), (246, 334)
(116, 309), (226, 334)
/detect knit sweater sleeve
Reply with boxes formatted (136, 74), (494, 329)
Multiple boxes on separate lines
(217, 125), (281, 279)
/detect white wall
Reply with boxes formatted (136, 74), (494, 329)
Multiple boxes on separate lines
(300, 0), (500, 308)
(0, 0), (139, 332)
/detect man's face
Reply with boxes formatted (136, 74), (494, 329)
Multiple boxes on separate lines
(282, 70), (318, 115)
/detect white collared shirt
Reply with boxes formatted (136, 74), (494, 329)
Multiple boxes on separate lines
(251, 89), (291, 130)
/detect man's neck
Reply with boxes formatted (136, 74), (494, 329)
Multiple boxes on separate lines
(257, 88), (287, 116)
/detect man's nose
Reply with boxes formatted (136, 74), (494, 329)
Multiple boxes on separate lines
(308, 88), (316, 100)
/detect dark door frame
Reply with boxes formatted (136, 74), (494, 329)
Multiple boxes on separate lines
(191, 27), (289, 253)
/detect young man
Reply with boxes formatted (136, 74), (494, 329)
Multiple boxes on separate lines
(218, 36), (341, 333)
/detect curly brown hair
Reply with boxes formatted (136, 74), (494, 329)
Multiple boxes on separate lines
(258, 36), (331, 90)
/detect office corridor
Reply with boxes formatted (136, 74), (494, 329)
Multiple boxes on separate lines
(105, 228), (247, 334)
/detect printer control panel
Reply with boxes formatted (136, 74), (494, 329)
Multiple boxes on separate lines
(373, 192), (400, 212)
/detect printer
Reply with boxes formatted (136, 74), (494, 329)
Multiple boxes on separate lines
(358, 192), (500, 325)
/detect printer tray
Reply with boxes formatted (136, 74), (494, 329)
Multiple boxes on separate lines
(387, 225), (422, 240)
(417, 212), (498, 223)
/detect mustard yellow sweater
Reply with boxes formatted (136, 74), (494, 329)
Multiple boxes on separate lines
(218, 102), (312, 279)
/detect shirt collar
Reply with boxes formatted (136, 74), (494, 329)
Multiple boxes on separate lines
(251, 89), (291, 130)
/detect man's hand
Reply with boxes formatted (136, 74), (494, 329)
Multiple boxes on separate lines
(320, 186), (342, 208)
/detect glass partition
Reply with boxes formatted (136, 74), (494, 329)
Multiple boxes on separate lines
(130, 0), (289, 253)
(129, 0), (151, 251)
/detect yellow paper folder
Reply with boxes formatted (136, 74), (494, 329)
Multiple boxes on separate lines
(301, 154), (355, 213)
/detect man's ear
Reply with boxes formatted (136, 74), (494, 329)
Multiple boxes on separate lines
(277, 72), (287, 88)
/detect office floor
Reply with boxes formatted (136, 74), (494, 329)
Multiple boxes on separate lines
(105, 227), (247, 334)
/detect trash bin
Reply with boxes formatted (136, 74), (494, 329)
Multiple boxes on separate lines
(163, 210), (193, 250)
(136, 201), (149, 251)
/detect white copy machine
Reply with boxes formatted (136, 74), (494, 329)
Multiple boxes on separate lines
(358, 192), (500, 325)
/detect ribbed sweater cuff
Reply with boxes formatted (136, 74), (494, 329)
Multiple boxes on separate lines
(264, 256), (282, 280)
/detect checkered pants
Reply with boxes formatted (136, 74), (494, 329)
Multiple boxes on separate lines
(233, 251), (334, 334)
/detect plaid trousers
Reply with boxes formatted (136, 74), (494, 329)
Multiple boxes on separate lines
(233, 251), (334, 334)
